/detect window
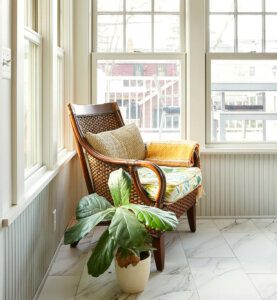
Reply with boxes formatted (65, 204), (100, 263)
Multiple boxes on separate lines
(24, 0), (42, 178)
(57, 0), (65, 151)
(57, 48), (65, 151)
(207, 0), (277, 144)
(93, 0), (185, 141)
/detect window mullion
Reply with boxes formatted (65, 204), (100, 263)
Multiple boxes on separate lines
(151, 0), (154, 52)
(262, 0), (266, 52)
(234, 0), (238, 52)
(123, 0), (126, 52)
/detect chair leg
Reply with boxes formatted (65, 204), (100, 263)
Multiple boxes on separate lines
(70, 240), (80, 248)
(152, 235), (165, 272)
(187, 204), (196, 232)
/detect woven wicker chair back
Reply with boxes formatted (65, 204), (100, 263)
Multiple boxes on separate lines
(75, 112), (122, 135)
(69, 103), (144, 205)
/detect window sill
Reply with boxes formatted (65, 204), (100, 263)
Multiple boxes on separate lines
(201, 146), (277, 154)
(1, 150), (76, 228)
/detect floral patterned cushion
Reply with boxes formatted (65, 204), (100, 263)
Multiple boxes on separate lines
(138, 166), (202, 205)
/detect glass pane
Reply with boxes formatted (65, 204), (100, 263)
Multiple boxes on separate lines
(24, 0), (37, 29)
(238, 16), (262, 52)
(24, 39), (40, 174)
(155, 0), (180, 12)
(266, 16), (277, 52)
(210, 15), (234, 52)
(154, 15), (180, 52)
(211, 60), (277, 142)
(237, 0), (262, 12)
(97, 60), (182, 141)
(57, 56), (64, 150)
(126, 15), (151, 52)
(209, 0), (234, 12)
(97, 15), (123, 52)
(57, 0), (63, 47)
(266, 0), (277, 12)
(126, 0), (151, 11)
(97, 0), (123, 12)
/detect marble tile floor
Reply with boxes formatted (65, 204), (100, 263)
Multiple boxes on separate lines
(38, 218), (277, 300)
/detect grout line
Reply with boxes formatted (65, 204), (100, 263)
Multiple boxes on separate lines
(218, 219), (266, 299)
(177, 231), (201, 299)
(73, 231), (97, 300)
(33, 237), (65, 300)
(41, 218), (277, 299)
(251, 219), (277, 246)
(245, 271), (264, 299)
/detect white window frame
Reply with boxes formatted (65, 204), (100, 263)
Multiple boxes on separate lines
(23, 26), (43, 179)
(3, 0), (75, 222)
(206, 0), (277, 148)
(91, 0), (187, 140)
(11, 0), (44, 205)
(57, 46), (65, 153)
(57, 0), (74, 159)
(10, 0), (74, 208)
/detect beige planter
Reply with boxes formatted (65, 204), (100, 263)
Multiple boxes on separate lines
(115, 252), (151, 293)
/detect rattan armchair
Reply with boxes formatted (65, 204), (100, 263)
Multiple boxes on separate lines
(68, 102), (201, 271)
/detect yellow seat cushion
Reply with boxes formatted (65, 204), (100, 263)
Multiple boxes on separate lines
(138, 166), (202, 204)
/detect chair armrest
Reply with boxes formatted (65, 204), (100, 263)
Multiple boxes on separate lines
(145, 141), (200, 168)
(78, 136), (166, 208)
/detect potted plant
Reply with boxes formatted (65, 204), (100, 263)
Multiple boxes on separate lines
(64, 168), (178, 293)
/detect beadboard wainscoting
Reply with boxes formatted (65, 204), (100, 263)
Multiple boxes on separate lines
(198, 153), (277, 217)
(2, 157), (86, 300)
(2, 153), (277, 300)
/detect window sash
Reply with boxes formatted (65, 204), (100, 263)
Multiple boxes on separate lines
(207, 1), (277, 145)
(206, 52), (277, 145)
(57, 0), (63, 47)
(24, 0), (38, 30)
(57, 47), (65, 151)
(93, 0), (185, 53)
(92, 1), (186, 139)
(91, 52), (186, 140)
(207, 0), (277, 53)
(23, 29), (42, 178)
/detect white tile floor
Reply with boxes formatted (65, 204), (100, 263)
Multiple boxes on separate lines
(38, 218), (277, 300)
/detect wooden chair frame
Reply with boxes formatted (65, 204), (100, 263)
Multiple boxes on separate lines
(68, 102), (201, 271)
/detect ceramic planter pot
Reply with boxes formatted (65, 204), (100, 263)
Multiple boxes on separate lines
(115, 252), (151, 293)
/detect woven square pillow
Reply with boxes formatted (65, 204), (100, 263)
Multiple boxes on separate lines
(85, 123), (146, 160)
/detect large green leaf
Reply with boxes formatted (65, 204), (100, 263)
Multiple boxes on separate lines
(64, 208), (115, 245)
(125, 204), (178, 231)
(87, 229), (116, 277)
(76, 193), (113, 220)
(108, 169), (131, 207)
(109, 207), (147, 248)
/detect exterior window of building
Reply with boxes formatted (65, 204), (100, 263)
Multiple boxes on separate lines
(207, 0), (277, 143)
(94, 0), (184, 141)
